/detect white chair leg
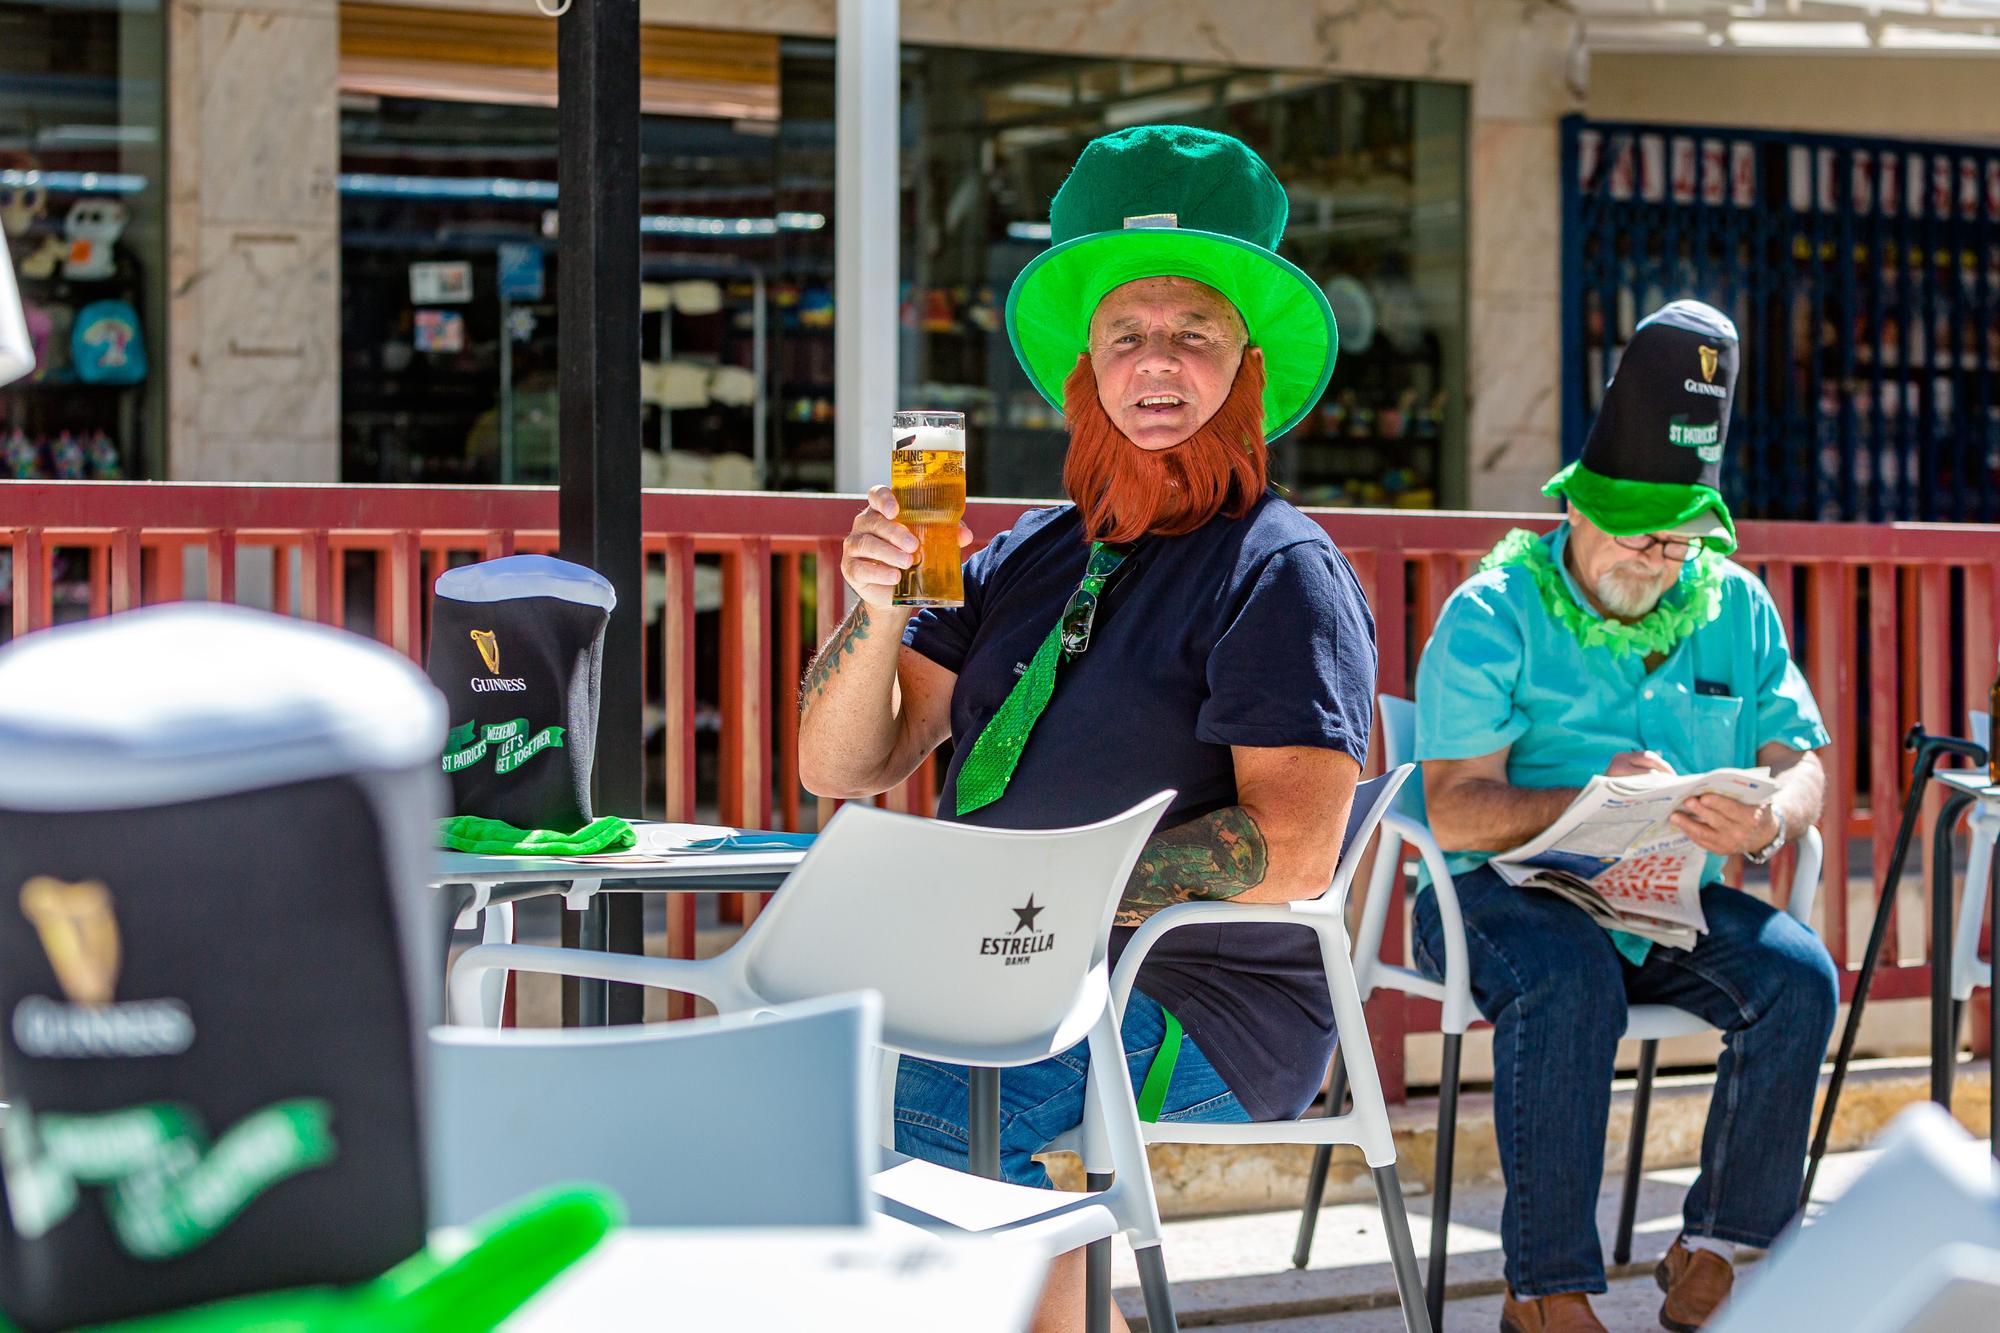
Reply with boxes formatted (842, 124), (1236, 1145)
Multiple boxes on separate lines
(1292, 1050), (1349, 1269)
(876, 1049), (901, 1151)
(1950, 814), (1995, 1004)
(475, 900), (515, 1029)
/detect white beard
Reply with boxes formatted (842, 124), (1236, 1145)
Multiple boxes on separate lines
(1595, 567), (1668, 619)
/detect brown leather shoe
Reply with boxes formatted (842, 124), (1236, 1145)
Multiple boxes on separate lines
(1655, 1237), (1735, 1331)
(1499, 1290), (1608, 1332)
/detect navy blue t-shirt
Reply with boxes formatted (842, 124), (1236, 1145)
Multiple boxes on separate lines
(902, 492), (1377, 1121)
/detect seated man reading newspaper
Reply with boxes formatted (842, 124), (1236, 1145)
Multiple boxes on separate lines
(1413, 302), (1837, 1333)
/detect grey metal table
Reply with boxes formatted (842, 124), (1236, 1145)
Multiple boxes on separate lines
(431, 823), (806, 1029)
(430, 822), (1008, 1179)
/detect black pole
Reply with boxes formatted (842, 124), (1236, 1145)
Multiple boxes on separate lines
(968, 1068), (1001, 1179)
(1930, 793), (1976, 1107)
(557, 0), (645, 1027)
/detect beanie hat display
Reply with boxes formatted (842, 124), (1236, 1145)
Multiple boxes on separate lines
(425, 555), (616, 837)
(0, 605), (445, 1330)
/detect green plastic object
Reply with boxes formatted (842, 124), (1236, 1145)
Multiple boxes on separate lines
(438, 814), (637, 857)
(8, 1185), (622, 1333)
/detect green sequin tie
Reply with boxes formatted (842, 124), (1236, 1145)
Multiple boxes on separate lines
(955, 542), (1129, 816)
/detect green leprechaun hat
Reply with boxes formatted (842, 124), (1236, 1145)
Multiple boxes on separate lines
(1545, 299), (1740, 554)
(1005, 125), (1338, 442)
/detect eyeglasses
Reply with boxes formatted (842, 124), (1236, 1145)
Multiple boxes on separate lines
(1611, 532), (1713, 562)
(1060, 543), (1132, 658)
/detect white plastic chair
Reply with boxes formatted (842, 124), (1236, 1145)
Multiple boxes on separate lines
(1709, 1103), (2000, 1333)
(1949, 710), (1995, 1033)
(1296, 695), (1825, 1325)
(448, 792), (1183, 1333)
(1049, 767), (1432, 1333)
(429, 992), (881, 1229)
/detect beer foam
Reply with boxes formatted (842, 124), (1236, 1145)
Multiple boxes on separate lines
(893, 425), (965, 453)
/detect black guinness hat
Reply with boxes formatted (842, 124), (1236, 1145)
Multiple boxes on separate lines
(1545, 299), (1739, 554)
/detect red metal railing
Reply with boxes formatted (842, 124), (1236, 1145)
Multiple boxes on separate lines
(4, 481), (1996, 1099)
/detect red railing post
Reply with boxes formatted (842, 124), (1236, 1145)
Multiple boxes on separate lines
(721, 538), (773, 924)
(7, 527), (47, 637)
(298, 532), (334, 624)
(1868, 563), (1903, 955)
(812, 537), (847, 832)
(387, 532), (422, 661)
(271, 541), (293, 619)
(109, 530), (143, 613)
(205, 530), (237, 606)
(778, 552), (802, 832)
(659, 533), (698, 1020)
(1809, 561), (1854, 967)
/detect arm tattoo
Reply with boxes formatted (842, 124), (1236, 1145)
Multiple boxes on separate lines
(800, 602), (872, 710)
(1115, 806), (1268, 927)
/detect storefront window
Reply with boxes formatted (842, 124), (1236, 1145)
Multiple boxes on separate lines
(900, 48), (1468, 507)
(337, 28), (1466, 506)
(0, 0), (168, 481)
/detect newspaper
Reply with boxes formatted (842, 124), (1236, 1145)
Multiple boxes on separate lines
(1489, 767), (1781, 950)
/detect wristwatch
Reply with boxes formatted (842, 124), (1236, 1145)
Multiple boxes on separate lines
(1746, 824), (1788, 865)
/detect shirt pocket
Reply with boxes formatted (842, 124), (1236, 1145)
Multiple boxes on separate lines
(1688, 691), (1744, 772)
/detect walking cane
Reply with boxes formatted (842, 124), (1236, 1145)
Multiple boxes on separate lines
(1800, 725), (1989, 1206)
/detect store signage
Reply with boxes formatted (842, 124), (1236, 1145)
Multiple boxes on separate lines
(1730, 142), (1756, 208)
(409, 261), (472, 305)
(496, 244), (544, 301)
(414, 309), (466, 353)
(1670, 137), (1696, 205)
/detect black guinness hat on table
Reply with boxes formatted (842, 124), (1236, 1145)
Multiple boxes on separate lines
(0, 603), (445, 1330)
(1545, 298), (1740, 555)
(426, 555), (616, 835)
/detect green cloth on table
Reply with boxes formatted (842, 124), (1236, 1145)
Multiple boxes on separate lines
(5, 1186), (620, 1333)
(439, 814), (636, 857)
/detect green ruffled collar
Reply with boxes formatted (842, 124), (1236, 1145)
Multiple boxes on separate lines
(1480, 527), (1724, 659)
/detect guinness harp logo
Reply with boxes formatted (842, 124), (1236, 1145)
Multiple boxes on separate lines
(20, 877), (119, 1007)
(1698, 345), (1720, 383)
(470, 629), (501, 675)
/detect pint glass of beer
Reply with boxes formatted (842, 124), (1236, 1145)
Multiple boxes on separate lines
(891, 410), (966, 608)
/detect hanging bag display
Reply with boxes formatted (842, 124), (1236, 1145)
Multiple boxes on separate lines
(0, 605), (446, 1331)
(425, 554), (616, 835)
(0, 237), (31, 387)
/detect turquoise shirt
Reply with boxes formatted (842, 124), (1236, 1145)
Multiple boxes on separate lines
(1415, 524), (1830, 893)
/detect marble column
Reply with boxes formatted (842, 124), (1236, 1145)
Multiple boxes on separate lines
(167, 0), (341, 481)
(1464, 0), (1579, 513)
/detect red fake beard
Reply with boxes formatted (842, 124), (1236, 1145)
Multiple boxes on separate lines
(1060, 354), (1269, 544)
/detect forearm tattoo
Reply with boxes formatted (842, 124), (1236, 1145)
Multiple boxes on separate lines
(1115, 806), (1269, 927)
(800, 602), (872, 710)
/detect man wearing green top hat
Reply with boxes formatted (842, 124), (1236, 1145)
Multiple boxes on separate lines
(1412, 301), (1838, 1332)
(799, 125), (1382, 1332)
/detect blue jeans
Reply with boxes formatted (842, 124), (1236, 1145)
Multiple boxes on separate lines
(894, 990), (1250, 1188)
(1413, 870), (1838, 1297)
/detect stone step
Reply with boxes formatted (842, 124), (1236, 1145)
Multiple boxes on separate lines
(1047, 1056), (1990, 1220)
(1109, 1127), (1963, 1330)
